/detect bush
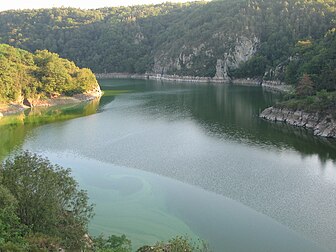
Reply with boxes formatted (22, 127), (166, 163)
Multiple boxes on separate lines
(0, 151), (94, 250)
(137, 236), (210, 252)
(93, 234), (132, 252)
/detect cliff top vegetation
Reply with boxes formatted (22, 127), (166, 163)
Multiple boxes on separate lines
(0, 44), (98, 104)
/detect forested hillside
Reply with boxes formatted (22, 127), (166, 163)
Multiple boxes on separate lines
(0, 0), (335, 91)
(0, 44), (98, 104)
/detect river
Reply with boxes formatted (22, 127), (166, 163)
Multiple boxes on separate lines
(1, 79), (336, 251)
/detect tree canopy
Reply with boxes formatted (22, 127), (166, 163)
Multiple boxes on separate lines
(0, 0), (334, 90)
(0, 151), (94, 251)
(0, 44), (98, 104)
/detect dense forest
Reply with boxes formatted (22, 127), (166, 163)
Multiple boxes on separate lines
(0, 44), (98, 104)
(0, 1), (335, 250)
(0, 0), (335, 93)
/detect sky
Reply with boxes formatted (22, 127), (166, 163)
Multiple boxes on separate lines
(0, 0), (194, 12)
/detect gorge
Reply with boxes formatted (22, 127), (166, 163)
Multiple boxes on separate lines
(0, 0), (336, 251)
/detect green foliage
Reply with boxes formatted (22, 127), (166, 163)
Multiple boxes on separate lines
(296, 73), (315, 96)
(0, 185), (24, 248)
(285, 60), (300, 85)
(24, 233), (61, 252)
(0, 152), (210, 251)
(0, 151), (94, 250)
(0, 241), (25, 252)
(277, 90), (336, 116)
(284, 30), (336, 92)
(0, 0), (334, 83)
(93, 234), (132, 252)
(0, 44), (98, 104)
(137, 236), (210, 252)
(232, 55), (269, 78)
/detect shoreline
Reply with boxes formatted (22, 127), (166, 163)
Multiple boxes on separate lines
(260, 107), (336, 138)
(0, 89), (102, 117)
(96, 72), (335, 138)
(95, 72), (291, 92)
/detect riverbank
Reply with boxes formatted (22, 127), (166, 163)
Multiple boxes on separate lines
(95, 73), (291, 92)
(95, 73), (336, 138)
(0, 88), (102, 117)
(95, 72), (149, 80)
(260, 107), (336, 138)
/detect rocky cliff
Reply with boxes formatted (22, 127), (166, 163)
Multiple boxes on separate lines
(214, 36), (259, 81)
(260, 107), (336, 138)
(153, 35), (259, 80)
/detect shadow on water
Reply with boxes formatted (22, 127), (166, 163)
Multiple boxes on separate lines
(3, 79), (334, 251)
(124, 80), (336, 163)
(3, 78), (334, 163)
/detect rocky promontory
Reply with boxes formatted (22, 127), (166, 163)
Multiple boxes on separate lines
(260, 107), (336, 138)
(0, 44), (102, 117)
(0, 88), (102, 117)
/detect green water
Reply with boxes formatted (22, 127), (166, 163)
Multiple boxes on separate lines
(0, 99), (102, 159)
(1, 79), (336, 251)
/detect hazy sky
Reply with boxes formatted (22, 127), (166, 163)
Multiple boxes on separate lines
(0, 0), (194, 12)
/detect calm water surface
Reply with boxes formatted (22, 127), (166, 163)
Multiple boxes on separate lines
(1, 79), (336, 251)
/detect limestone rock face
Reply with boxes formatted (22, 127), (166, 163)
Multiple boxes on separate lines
(153, 35), (259, 79)
(260, 107), (336, 138)
(230, 36), (259, 65)
(214, 59), (229, 80)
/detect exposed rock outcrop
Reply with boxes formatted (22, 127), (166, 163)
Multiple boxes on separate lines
(214, 58), (230, 80)
(153, 35), (259, 79)
(149, 74), (211, 83)
(260, 107), (336, 138)
(95, 72), (149, 79)
(0, 87), (102, 117)
(212, 36), (260, 81)
(95, 72), (291, 92)
(0, 104), (27, 117)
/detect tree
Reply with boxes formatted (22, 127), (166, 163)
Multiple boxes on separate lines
(296, 73), (314, 96)
(136, 236), (210, 252)
(74, 68), (99, 93)
(320, 68), (336, 91)
(0, 185), (24, 249)
(0, 44), (99, 104)
(0, 0), (335, 78)
(93, 234), (132, 252)
(0, 151), (94, 250)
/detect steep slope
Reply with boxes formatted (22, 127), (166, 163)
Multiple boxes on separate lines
(0, 0), (334, 87)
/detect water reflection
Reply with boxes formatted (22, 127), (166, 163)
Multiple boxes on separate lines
(109, 80), (336, 163)
(89, 79), (336, 251)
(2, 79), (336, 251)
(0, 98), (104, 159)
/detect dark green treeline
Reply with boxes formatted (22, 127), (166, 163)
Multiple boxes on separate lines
(0, 0), (335, 91)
